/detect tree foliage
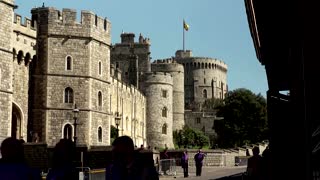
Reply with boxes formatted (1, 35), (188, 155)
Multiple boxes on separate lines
(215, 88), (268, 148)
(173, 125), (209, 149)
(202, 98), (224, 111)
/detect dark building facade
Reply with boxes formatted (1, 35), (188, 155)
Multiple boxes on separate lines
(245, 0), (320, 179)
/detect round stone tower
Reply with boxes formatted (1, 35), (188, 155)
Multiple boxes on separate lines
(144, 72), (174, 149)
(151, 58), (185, 131)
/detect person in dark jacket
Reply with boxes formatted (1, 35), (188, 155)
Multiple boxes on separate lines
(246, 146), (263, 180)
(181, 150), (189, 177)
(194, 149), (205, 176)
(106, 136), (159, 180)
(46, 139), (78, 180)
(0, 137), (42, 180)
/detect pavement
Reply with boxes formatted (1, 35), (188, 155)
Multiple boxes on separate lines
(159, 166), (247, 180)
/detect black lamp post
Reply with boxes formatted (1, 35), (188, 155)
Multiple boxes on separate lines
(73, 104), (79, 146)
(115, 112), (121, 138)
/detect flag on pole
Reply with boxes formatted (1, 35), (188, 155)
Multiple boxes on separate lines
(183, 20), (189, 31)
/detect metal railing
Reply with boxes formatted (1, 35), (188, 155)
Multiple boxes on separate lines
(158, 159), (177, 176)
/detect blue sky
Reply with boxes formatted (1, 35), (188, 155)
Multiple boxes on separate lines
(15, 0), (268, 96)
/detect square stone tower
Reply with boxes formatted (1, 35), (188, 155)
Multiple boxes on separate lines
(30, 7), (112, 147)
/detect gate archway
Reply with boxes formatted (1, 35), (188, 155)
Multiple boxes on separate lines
(11, 103), (23, 139)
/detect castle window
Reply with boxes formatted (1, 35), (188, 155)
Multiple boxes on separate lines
(203, 89), (207, 98)
(17, 50), (23, 64)
(116, 62), (119, 69)
(95, 15), (98, 26)
(63, 124), (73, 140)
(98, 127), (102, 142)
(204, 78), (206, 84)
(66, 56), (72, 71)
(162, 107), (167, 118)
(126, 117), (129, 130)
(64, 87), (74, 103)
(104, 18), (107, 30)
(196, 118), (201, 124)
(162, 124), (167, 134)
(162, 90), (167, 98)
(98, 61), (102, 75)
(98, 91), (102, 106)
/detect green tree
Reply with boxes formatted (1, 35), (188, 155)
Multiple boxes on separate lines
(215, 88), (268, 148)
(173, 125), (209, 149)
(202, 98), (224, 111)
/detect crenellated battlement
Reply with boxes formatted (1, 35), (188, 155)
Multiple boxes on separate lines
(31, 7), (111, 45)
(14, 14), (35, 30)
(13, 14), (36, 38)
(144, 71), (173, 85)
(111, 77), (146, 101)
(176, 57), (228, 71)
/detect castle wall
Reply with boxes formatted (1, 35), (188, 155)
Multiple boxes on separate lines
(110, 78), (146, 146)
(144, 72), (174, 149)
(184, 110), (217, 136)
(151, 59), (185, 131)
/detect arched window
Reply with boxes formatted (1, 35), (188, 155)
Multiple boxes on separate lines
(162, 107), (167, 117)
(66, 56), (72, 71)
(63, 124), (73, 140)
(98, 127), (102, 142)
(64, 87), (74, 103)
(98, 61), (102, 75)
(17, 50), (23, 64)
(162, 124), (167, 134)
(203, 89), (207, 98)
(98, 91), (102, 106)
(204, 78), (206, 84)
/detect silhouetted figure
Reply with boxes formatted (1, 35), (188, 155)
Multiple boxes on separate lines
(181, 150), (189, 177)
(46, 139), (77, 180)
(194, 149), (205, 176)
(0, 137), (41, 180)
(246, 148), (251, 156)
(106, 136), (158, 180)
(32, 132), (39, 143)
(247, 146), (263, 180)
(262, 146), (271, 180)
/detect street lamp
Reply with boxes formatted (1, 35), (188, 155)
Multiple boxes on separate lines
(115, 112), (121, 138)
(73, 104), (79, 146)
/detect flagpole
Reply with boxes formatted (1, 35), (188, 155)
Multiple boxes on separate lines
(183, 20), (185, 51)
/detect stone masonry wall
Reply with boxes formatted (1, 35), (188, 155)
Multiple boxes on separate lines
(0, 0), (14, 138)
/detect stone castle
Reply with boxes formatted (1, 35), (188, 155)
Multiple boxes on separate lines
(0, 0), (227, 149)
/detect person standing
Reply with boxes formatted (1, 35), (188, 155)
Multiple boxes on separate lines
(246, 146), (263, 180)
(194, 149), (205, 176)
(181, 150), (189, 177)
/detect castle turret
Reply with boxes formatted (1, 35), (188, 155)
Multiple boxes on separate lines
(152, 59), (185, 131)
(121, 32), (135, 44)
(143, 72), (174, 149)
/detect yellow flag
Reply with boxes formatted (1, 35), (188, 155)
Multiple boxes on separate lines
(183, 20), (189, 31)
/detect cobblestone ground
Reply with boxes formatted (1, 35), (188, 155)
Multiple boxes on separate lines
(159, 166), (247, 180)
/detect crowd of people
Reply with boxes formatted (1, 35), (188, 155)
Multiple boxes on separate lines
(0, 136), (271, 179)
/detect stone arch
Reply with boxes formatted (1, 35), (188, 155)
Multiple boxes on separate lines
(203, 89), (208, 98)
(201, 63), (204, 69)
(209, 63), (211, 69)
(98, 61), (102, 75)
(205, 63), (208, 69)
(64, 87), (74, 103)
(24, 53), (31, 66)
(162, 107), (167, 117)
(98, 91), (102, 106)
(65, 55), (72, 71)
(98, 126), (102, 142)
(11, 102), (24, 139)
(62, 123), (73, 140)
(17, 50), (24, 64)
(198, 62), (200, 68)
(162, 124), (167, 134)
(193, 62), (196, 67)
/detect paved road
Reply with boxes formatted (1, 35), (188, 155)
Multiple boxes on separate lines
(159, 166), (246, 180)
